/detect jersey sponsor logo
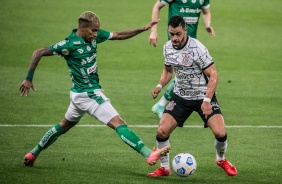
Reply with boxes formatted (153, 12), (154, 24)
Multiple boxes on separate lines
(182, 0), (187, 3)
(179, 89), (205, 97)
(87, 62), (97, 75)
(183, 17), (199, 24)
(81, 53), (97, 65)
(62, 49), (69, 55)
(180, 7), (202, 14)
(86, 46), (91, 51)
(176, 73), (195, 80)
(166, 100), (176, 111)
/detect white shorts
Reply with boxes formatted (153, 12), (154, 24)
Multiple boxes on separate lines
(65, 90), (119, 125)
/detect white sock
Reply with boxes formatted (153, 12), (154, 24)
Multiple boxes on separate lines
(158, 96), (168, 107)
(214, 139), (227, 161)
(157, 139), (170, 170)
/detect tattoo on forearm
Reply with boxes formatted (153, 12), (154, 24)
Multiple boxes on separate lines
(30, 47), (52, 69)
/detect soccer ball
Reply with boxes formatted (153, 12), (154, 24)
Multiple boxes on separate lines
(172, 153), (197, 177)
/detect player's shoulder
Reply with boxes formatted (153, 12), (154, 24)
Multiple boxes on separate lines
(188, 37), (205, 48)
(164, 40), (171, 45)
(66, 31), (84, 47)
(164, 40), (173, 48)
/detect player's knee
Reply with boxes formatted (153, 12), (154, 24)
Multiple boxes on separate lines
(156, 128), (170, 139)
(60, 118), (77, 132)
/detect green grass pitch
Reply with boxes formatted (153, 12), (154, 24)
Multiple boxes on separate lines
(0, 0), (281, 184)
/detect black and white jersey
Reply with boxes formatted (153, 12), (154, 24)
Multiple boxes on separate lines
(163, 36), (214, 100)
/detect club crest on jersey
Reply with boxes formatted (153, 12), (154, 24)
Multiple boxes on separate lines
(182, 54), (193, 66)
(166, 101), (176, 111)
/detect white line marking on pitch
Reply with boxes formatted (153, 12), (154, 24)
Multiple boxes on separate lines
(0, 124), (281, 128)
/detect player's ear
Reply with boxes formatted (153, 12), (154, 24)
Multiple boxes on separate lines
(80, 23), (87, 31)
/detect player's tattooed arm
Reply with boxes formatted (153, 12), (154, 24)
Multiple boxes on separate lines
(29, 47), (53, 70)
(110, 20), (160, 40)
(19, 47), (53, 96)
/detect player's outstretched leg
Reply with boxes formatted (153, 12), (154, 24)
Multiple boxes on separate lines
(23, 123), (65, 167)
(115, 124), (170, 165)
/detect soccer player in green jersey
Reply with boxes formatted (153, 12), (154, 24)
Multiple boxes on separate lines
(20, 11), (170, 169)
(150, 0), (216, 119)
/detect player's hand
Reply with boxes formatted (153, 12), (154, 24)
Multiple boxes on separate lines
(201, 101), (213, 119)
(149, 31), (158, 47)
(144, 19), (160, 31)
(19, 80), (35, 96)
(151, 87), (161, 99)
(206, 26), (215, 38)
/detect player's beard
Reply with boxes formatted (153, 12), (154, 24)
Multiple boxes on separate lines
(172, 36), (185, 49)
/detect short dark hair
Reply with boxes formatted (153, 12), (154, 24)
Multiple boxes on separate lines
(168, 15), (186, 29)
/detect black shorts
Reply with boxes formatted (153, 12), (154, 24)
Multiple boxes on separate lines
(163, 94), (222, 128)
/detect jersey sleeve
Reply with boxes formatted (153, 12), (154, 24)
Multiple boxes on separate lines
(202, 0), (210, 9)
(50, 40), (73, 57)
(95, 29), (111, 44)
(195, 40), (213, 70)
(160, 0), (172, 6)
(163, 42), (172, 67)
